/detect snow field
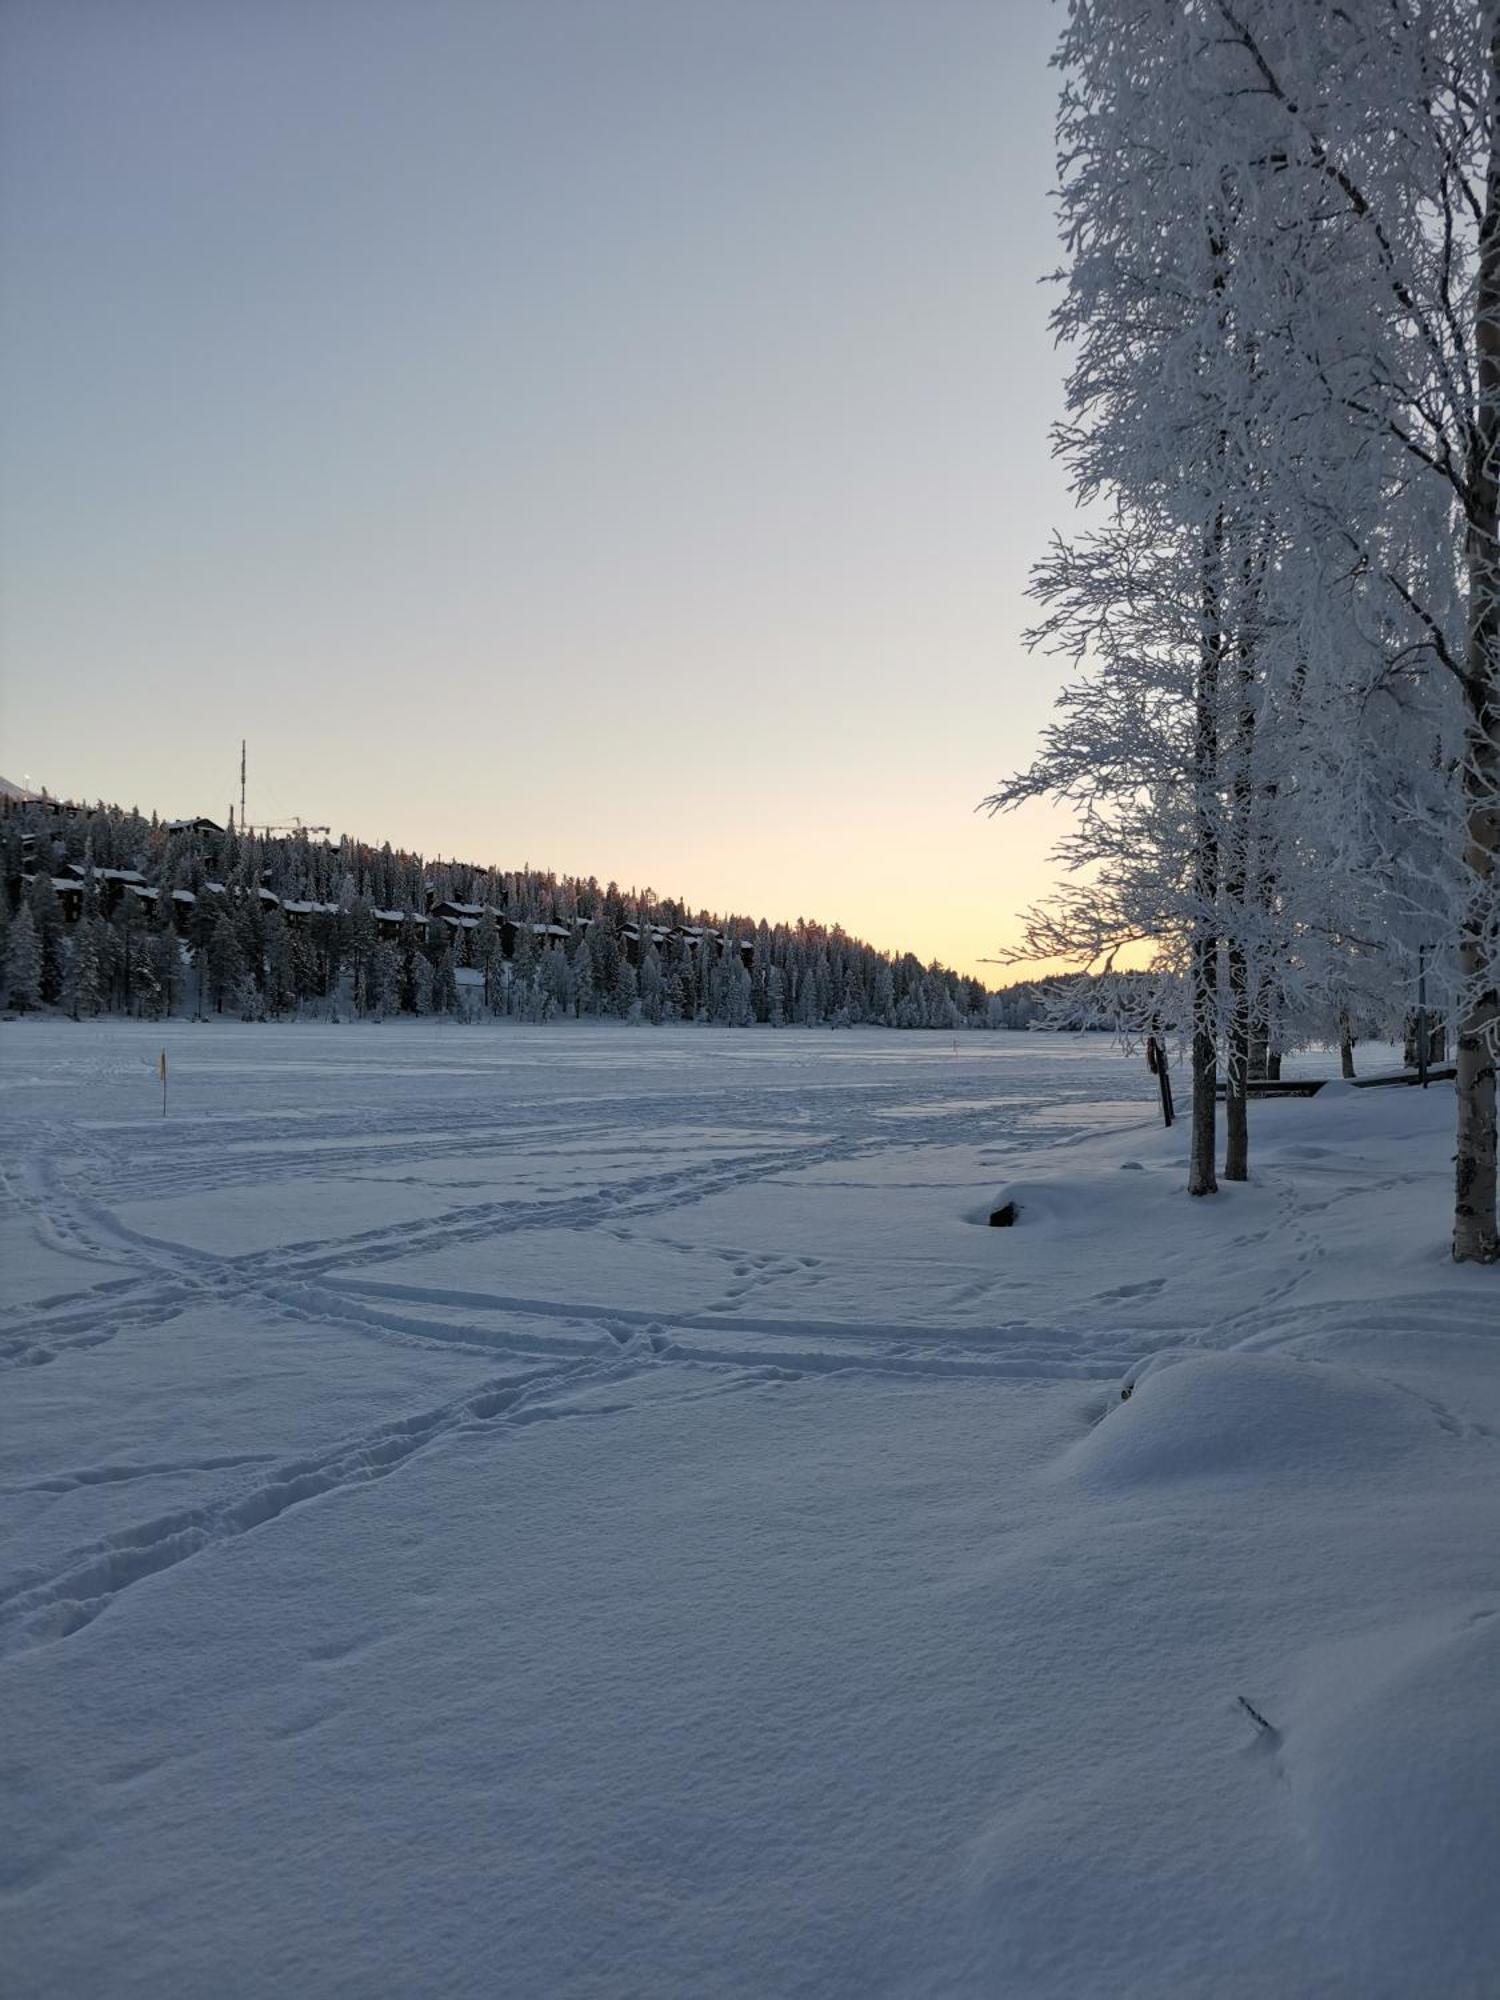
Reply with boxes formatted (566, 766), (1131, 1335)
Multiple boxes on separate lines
(1, 1021), (1497, 1996)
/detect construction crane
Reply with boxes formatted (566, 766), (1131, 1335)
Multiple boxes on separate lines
(250, 818), (331, 839)
(234, 743), (330, 841)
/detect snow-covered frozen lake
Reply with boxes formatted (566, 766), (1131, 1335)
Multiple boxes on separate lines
(3, 1022), (1497, 1996)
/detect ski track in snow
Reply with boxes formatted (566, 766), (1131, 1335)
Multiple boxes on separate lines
(2, 1073), (1114, 1368)
(0, 1032), (1169, 1659)
(1, 1029), (1492, 1641)
(0, 1352), (803, 1654)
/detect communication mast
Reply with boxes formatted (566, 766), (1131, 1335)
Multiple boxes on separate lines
(234, 741), (329, 839)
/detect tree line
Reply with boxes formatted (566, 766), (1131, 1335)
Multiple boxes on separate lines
(1, 797), (1019, 1033)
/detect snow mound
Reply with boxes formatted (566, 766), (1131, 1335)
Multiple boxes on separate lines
(1065, 1353), (1434, 1489)
(1287, 1609), (1500, 1994)
(962, 1181), (1094, 1230)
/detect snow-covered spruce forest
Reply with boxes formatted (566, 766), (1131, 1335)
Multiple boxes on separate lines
(989, 0), (1500, 1262)
(0, 795), (1042, 1032)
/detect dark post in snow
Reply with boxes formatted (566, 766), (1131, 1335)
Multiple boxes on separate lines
(1147, 1035), (1175, 1127)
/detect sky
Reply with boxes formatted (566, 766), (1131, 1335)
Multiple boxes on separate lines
(0, 0), (1077, 981)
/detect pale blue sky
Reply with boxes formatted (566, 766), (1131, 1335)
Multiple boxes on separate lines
(0, 0), (1072, 976)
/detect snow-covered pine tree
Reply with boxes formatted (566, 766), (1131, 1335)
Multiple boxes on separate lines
(28, 871), (66, 1005)
(6, 904), (42, 1010)
(568, 930), (595, 1017)
(612, 958), (639, 1021)
(148, 908), (181, 1019)
(475, 908), (501, 1012)
(206, 913), (245, 1014)
(62, 914), (104, 1020)
(262, 910), (294, 1017)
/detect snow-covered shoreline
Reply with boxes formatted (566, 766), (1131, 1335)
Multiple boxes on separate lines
(3, 1023), (1495, 1995)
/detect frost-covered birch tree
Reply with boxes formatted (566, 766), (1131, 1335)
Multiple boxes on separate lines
(995, 0), (1498, 1260)
(1202, 0), (1497, 1255)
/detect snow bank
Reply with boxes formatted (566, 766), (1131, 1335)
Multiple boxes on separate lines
(1288, 1609), (1500, 1993)
(1069, 1351), (1434, 1488)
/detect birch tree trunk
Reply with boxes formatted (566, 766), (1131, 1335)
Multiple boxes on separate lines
(1190, 521), (1223, 1198)
(1224, 594), (1259, 1183)
(1455, 19), (1500, 1265)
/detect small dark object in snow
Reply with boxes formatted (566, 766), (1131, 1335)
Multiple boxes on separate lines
(988, 1201), (1019, 1227)
(1237, 1694), (1277, 1735)
(1120, 1383), (1134, 1401)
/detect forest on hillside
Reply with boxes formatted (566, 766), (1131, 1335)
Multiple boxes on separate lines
(1, 793), (1045, 1031)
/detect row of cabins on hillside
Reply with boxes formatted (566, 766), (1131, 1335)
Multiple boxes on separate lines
(18, 860), (755, 967)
